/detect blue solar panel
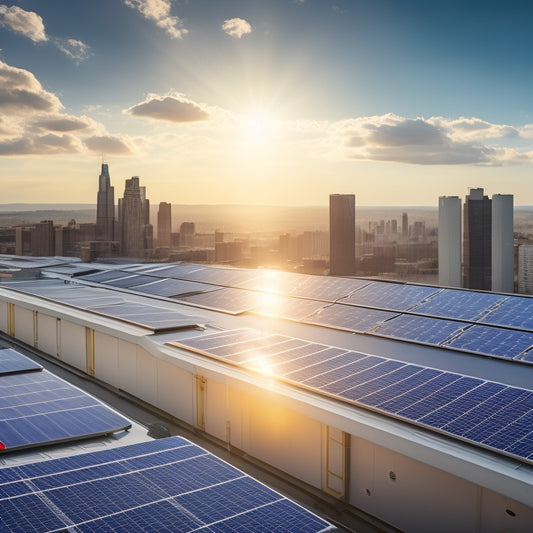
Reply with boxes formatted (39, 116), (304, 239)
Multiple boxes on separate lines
(0, 370), (131, 452)
(481, 296), (533, 330)
(0, 437), (334, 532)
(133, 277), (216, 297)
(410, 289), (507, 321)
(103, 274), (157, 288)
(180, 266), (263, 287)
(139, 263), (207, 278)
(288, 276), (370, 302)
(79, 270), (131, 283)
(0, 348), (42, 375)
(253, 295), (327, 321)
(373, 315), (471, 345)
(173, 329), (533, 465)
(178, 288), (260, 314)
(443, 325), (533, 360)
(305, 304), (398, 333)
(340, 282), (441, 311)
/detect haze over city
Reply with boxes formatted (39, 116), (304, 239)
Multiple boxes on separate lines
(1, 0), (533, 206)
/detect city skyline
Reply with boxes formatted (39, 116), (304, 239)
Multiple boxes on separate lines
(1, 1), (533, 206)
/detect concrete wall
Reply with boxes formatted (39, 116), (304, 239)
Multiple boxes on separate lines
(37, 313), (59, 356)
(13, 305), (34, 347)
(0, 302), (8, 335)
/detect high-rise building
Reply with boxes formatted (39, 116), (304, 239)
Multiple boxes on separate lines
(96, 163), (115, 241)
(157, 202), (172, 248)
(463, 188), (492, 290)
(402, 212), (408, 240)
(492, 194), (514, 293)
(329, 194), (356, 276)
(31, 220), (55, 256)
(118, 176), (152, 258)
(518, 245), (533, 294)
(438, 196), (462, 287)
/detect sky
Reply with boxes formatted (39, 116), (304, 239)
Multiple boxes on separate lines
(1, 0), (533, 206)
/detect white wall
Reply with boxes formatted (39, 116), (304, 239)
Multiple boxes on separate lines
(156, 358), (194, 426)
(60, 321), (86, 370)
(14, 306), (34, 347)
(37, 314), (59, 356)
(94, 331), (119, 387)
(0, 302), (7, 333)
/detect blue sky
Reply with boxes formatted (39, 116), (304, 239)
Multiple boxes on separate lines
(1, 0), (533, 205)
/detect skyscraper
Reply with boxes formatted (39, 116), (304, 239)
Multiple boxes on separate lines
(96, 163), (115, 241)
(118, 176), (152, 258)
(438, 196), (462, 287)
(492, 194), (514, 293)
(157, 202), (172, 248)
(463, 188), (492, 290)
(329, 194), (356, 276)
(402, 212), (408, 241)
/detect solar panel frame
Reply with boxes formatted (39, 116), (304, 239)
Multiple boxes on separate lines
(0, 348), (42, 375)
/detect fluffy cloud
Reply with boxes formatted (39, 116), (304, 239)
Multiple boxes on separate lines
(0, 61), (62, 114)
(222, 18), (252, 38)
(334, 114), (531, 165)
(0, 60), (134, 156)
(0, 5), (46, 42)
(126, 93), (210, 123)
(54, 38), (92, 63)
(84, 135), (133, 155)
(124, 0), (187, 39)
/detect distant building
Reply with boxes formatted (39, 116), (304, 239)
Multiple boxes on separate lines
(329, 194), (356, 276)
(157, 202), (172, 248)
(402, 212), (408, 240)
(492, 194), (514, 293)
(180, 222), (196, 248)
(438, 196), (462, 287)
(463, 188), (492, 290)
(96, 163), (115, 242)
(518, 245), (533, 294)
(118, 176), (152, 258)
(32, 220), (55, 256)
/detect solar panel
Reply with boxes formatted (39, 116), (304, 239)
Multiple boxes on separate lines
(173, 329), (533, 465)
(79, 270), (133, 283)
(253, 294), (327, 321)
(0, 369), (131, 452)
(178, 288), (260, 314)
(239, 270), (310, 296)
(139, 263), (207, 278)
(481, 296), (533, 331)
(410, 289), (507, 321)
(102, 274), (158, 288)
(305, 303), (398, 333)
(340, 282), (441, 311)
(0, 348), (42, 375)
(372, 315), (471, 345)
(87, 302), (200, 332)
(443, 325), (533, 360)
(180, 266), (264, 287)
(287, 276), (370, 302)
(133, 277), (217, 298)
(0, 437), (334, 532)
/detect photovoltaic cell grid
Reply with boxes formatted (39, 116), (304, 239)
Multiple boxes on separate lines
(252, 294), (327, 321)
(288, 275), (370, 302)
(178, 288), (261, 314)
(102, 274), (159, 288)
(482, 296), (533, 331)
(172, 329), (533, 465)
(133, 277), (218, 298)
(409, 289), (508, 321)
(0, 436), (334, 533)
(373, 315), (472, 345)
(79, 270), (136, 283)
(305, 304), (398, 333)
(0, 369), (131, 452)
(0, 348), (42, 375)
(340, 282), (441, 311)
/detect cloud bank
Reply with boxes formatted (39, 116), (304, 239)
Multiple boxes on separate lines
(0, 4), (46, 42)
(124, 0), (187, 39)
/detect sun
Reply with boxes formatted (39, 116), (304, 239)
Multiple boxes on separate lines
(239, 109), (280, 146)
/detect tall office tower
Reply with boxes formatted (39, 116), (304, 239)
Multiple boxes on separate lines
(438, 196), (462, 288)
(402, 212), (408, 240)
(329, 194), (356, 276)
(157, 202), (172, 248)
(518, 245), (533, 294)
(463, 188), (492, 290)
(118, 176), (152, 258)
(96, 164), (115, 241)
(492, 194), (514, 293)
(31, 220), (55, 256)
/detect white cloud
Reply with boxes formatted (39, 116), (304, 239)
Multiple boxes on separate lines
(222, 18), (252, 38)
(333, 114), (530, 165)
(0, 5), (46, 42)
(126, 92), (211, 123)
(124, 0), (187, 39)
(54, 38), (92, 63)
(0, 59), (135, 157)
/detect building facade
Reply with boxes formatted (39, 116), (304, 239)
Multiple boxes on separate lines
(492, 194), (514, 293)
(157, 202), (172, 249)
(96, 163), (115, 242)
(329, 194), (356, 276)
(438, 196), (462, 287)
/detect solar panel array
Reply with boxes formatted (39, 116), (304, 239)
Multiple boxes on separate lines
(171, 329), (533, 465)
(0, 436), (334, 532)
(0, 348), (42, 375)
(0, 351), (131, 452)
(51, 263), (533, 364)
